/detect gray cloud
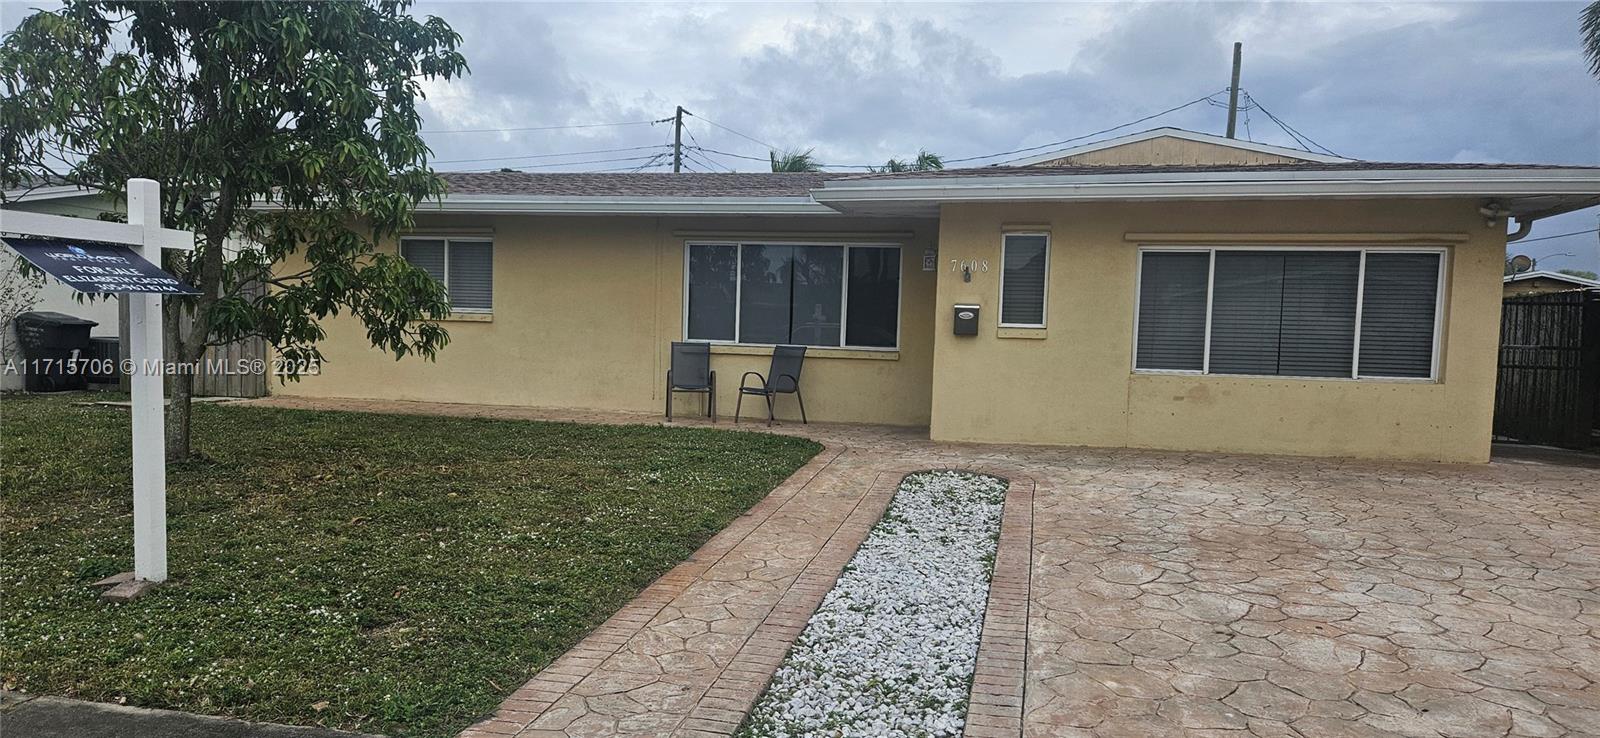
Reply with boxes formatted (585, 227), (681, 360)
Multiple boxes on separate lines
(4, 1), (1597, 269)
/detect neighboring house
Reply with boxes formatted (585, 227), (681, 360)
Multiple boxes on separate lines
(106, 127), (1595, 461)
(1, 185), (122, 391)
(1503, 269), (1600, 296)
(1, 185), (269, 396)
(1001, 127), (1355, 167)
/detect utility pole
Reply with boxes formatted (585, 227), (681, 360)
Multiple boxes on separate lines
(672, 106), (686, 173)
(1225, 42), (1242, 139)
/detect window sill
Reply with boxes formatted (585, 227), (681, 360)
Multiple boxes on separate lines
(440, 312), (493, 323)
(997, 327), (1047, 340)
(708, 344), (899, 361)
(1131, 370), (1439, 385)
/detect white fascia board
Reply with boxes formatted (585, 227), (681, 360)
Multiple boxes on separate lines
(1, 184), (101, 203)
(426, 194), (839, 216)
(1503, 270), (1600, 288)
(812, 169), (1600, 205)
(1002, 127), (1353, 166)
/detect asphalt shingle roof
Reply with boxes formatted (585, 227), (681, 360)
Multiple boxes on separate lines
(439, 171), (830, 197)
(829, 162), (1600, 181)
(437, 162), (1596, 198)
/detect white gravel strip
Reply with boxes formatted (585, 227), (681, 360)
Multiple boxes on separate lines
(740, 470), (1009, 738)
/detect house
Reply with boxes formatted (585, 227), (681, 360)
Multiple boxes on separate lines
(0, 185), (123, 391)
(4, 128), (1578, 462)
(1503, 269), (1600, 296)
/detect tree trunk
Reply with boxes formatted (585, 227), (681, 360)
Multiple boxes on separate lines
(162, 302), (196, 461)
(166, 369), (193, 461)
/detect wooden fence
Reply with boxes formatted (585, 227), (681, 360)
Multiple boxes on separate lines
(117, 286), (269, 398)
(1494, 290), (1600, 448)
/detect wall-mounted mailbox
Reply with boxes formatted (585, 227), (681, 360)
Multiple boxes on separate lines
(953, 304), (980, 336)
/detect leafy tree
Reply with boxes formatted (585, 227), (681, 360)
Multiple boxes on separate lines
(1584, 1), (1600, 77)
(874, 150), (944, 173)
(0, 1), (468, 459)
(769, 149), (822, 172)
(1559, 268), (1599, 280)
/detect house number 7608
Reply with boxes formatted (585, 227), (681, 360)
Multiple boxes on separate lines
(951, 259), (989, 273)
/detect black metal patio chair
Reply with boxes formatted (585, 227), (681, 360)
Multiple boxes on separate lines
(665, 342), (715, 422)
(736, 345), (808, 427)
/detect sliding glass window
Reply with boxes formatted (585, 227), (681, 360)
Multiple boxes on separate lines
(685, 243), (901, 349)
(1134, 247), (1443, 380)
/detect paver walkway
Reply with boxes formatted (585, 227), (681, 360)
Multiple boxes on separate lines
(251, 397), (1600, 737)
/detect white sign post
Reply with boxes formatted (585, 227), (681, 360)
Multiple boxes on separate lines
(126, 179), (169, 584)
(1, 177), (194, 596)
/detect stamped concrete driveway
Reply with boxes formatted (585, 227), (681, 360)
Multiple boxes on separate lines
(1022, 449), (1600, 738)
(253, 398), (1600, 738)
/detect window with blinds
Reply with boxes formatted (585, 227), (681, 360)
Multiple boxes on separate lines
(1000, 233), (1049, 326)
(1135, 248), (1442, 380)
(401, 237), (494, 312)
(684, 242), (901, 349)
(1358, 253), (1442, 378)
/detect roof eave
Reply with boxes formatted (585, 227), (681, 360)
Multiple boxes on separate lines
(1503, 270), (1600, 288)
(424, 194), (840, 216)
(810, 169), (1600, 218)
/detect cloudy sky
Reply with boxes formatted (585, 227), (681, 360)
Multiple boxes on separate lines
(397, 0), (1600, 272)
(3, 1), (1597, 272)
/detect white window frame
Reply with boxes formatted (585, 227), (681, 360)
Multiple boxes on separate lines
(1131, 244), (1447, 382)
(400, 235), (494, 313)
(681, 240), (904, 351)
(998, 232), (1050, 328)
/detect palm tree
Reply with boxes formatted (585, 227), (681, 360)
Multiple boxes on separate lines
(769, 149), (822, 172)
(1585, 1), (1600, 77)
(873, 149), (944, 173)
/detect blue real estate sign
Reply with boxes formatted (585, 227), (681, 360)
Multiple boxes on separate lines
(3, 236), (199, 294)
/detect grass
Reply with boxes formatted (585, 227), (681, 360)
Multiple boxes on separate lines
(0, 393), (820, 737)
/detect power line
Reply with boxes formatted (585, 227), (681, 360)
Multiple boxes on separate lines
(683, 148), (733, 173)
(687, 145), (767, 163)
(944, 90), (1230, 164)
(682, 127), (736, 172)
(422, 118), (672, 135)
(462, 153), (666, 173)
(1244, 93), (1342, 158)
(627, 152), (671, 172)
(1515, 227), (1600, 245)
(600, 158), (673, 173)
(433, 144), (671, 165)
(683, 112), (781, 152)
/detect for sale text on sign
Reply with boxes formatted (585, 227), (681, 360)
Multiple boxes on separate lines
(2, 236), (200, 294)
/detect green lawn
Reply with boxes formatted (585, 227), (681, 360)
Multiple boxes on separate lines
(0, 394), (820, 737)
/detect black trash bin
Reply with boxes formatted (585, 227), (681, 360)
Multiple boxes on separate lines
(13, 311), (98, 392)
(87, 337), (121, 384)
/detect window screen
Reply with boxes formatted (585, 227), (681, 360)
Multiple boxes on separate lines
(1001, 234), (1048, 326)
(846, 247), (899, 348)
(1135, 252), (1209, 371)
(687, 244), (737, 341)
(400, 239), (447, 283)
(1210, 251), (1358, 377)
(1358, 253), (1440, 378)
(447, 240), (494, 311)
(401, 238), (492, 311)
(739, 244), (796, 344)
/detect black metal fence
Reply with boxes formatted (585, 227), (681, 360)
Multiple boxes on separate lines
(1494, 291), (1600, 448)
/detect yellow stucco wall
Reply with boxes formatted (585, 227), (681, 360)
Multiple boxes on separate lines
(1032, 136), (1308, 166)
(929, 199), (1505, 462)
(274, 214), (939, 426)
